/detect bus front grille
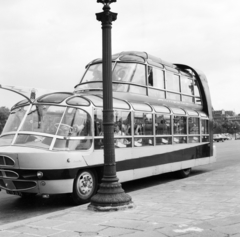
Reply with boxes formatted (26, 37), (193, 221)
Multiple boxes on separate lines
(0, 155), (15, 167)
(0, 170), (19, 179)
(0, 179), (37, 191)
(13, 181), (37, 190)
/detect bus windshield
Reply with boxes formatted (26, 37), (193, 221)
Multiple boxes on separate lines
(20, 105), (65, 135)
(2, 106), (29, 134)
(0, 104), (92, 150)
(20, 105), (92, 137)
(77, 62), (146, 92)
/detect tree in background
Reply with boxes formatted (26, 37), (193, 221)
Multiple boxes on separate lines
(222, 120), (240, 135)
(0, 106), (10, 134)
(213, 120), (224, 134)
(213, 119), (240, 136)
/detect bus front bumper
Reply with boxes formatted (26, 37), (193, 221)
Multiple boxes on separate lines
(0, 178), (74, 195)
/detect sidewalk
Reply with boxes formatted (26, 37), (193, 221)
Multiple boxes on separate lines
(1, 164), (240, 237)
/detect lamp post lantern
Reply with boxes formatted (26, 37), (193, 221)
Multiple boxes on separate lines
(88, 0), (133, 211)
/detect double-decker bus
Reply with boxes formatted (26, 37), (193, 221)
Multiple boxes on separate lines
(0, 51), (215, 205)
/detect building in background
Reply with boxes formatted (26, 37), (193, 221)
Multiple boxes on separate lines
(212, 110), (235, 122)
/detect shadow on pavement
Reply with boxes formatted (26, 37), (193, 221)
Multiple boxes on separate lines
(0, 193), (73, 225)
(122, 167), (211, 193)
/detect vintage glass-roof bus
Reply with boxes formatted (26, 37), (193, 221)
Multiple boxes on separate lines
(0, 51), (215, 204)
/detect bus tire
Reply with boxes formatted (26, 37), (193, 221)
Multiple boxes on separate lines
(71, 169), (98, 205)
(174, 168), (192, 179)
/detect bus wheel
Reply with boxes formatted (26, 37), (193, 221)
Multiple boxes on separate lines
(174, 168), (192, 179)
(71, 169), (98, 205)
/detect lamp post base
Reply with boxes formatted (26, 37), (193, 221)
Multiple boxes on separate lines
(88, 182), (134, 212)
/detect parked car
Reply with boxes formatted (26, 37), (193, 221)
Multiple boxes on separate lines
(221, 134), (229, 141)
(223, 134), (231, 140)
(213, 134), (224, 142)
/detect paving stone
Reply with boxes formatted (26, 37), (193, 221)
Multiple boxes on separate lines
(157, 224), (227, 237)
(145, 215), (193, 225)
(207, 215), (240, 227)
(229, 234), (240, 237)
(99, 219), (164, 231)
(156, 225), (189, 237)
(174, 229), (228, 237)
(7, 226), (62, 236)
(7, 234), (39, 237)
(55, 222), (106, 233)
(28, 219), (69, 228)
(0, 231), (19, 237)
(107, 212), (148, 220)
(98, 227), (135, 236)
(50, 213), (113, 223)
(50, 230), (87, 237)
(212, 223), (240, 235)
(191, 221), (215, 230)
(118, 230), (166, 237)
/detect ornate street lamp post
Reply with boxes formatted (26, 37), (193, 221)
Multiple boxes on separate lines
(88, 0), (133, 211)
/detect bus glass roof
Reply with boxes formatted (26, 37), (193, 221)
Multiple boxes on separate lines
(131, 103), (152, 112)
(185, 110), (199, 116)
(152, 105), (171, 114)
(119, 54), (145, 63)
(199, 112), (208, 117)
(12, 99), (30, 109)
(83, 95), (130, 110)
(66, 96), (90, 106)
(171, 108), (186, 115)
(83, 95), (102, 107)
(37, 92), (73, 103)
(112, 99), (130, 110)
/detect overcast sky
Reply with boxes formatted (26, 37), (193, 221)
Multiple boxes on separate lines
(0, 0), (239, 113)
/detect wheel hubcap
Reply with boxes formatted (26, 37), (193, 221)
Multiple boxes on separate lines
(78, 172), (93, 197)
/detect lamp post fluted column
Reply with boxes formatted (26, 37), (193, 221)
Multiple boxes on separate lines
(88, 0), (133, 211)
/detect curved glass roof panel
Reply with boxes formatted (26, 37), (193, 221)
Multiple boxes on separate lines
(185, 110), (199, 116)
(119, 55), (145, 63)
(171, 108), (186, 115)
(131, 103), (152, 112)
(147, 59), (164, 69)
(199, 112), (208, 117)
(12, 99), (30, 109)
(82, 95), (130, 110)
(37, 92), (73, 104)
(66, 96), (90, 106)
(83, 95), (103, 107)
(113, 98), (130, 110)
(153, 105), (170, 114)
(165, 66), (179, 73)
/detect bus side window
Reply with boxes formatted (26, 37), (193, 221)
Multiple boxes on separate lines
(188, 117), (200, 134)
(194, 80), (202, 105)
(114, 111), (132, 148)
(155, 114), (171, 135)
(148, 67), (153, 86)
(133, 112), (153, 147)
(94, 109), (104, 150)
(201, 119), (209, 134)
(173, 116), (187, 134)
(142, 113), (153, 135)
(148, 66), (165, 89)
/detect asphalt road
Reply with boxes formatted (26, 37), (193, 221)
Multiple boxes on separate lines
(0, 140), (239, 225)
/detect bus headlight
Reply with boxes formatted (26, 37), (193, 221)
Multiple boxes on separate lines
(37, 171), (43, 179)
